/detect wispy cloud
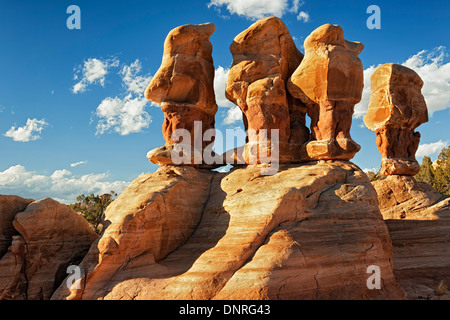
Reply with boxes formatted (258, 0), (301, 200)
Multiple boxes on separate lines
(296, 11), (310, 22)
(72, 57), (120, 93)
(70, 160), (88, 168)
(0, 165), (129, 204)
(4, 118), (48, 142)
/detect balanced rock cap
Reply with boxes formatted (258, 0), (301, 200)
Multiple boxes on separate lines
(145, 22), (218, 115)
(226, 16), (303, 109)
(364, 63), (428, 132)
(287, 23), (364, 105)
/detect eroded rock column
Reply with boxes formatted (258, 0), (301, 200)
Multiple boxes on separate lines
(363, 63), (428, 175)
(287, 24), (364, 160)
(225, 16), (309, 164)
(145, 23), (219, 167)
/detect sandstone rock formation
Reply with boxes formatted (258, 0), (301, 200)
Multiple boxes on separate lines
(364, 63), (428, 175)
(145, 23), (219, 167)
(0, 235), (27, 300)
(372, 176), (450, 299)
(53, 162), (403, 300)
(0, 198), (98, 300)
(225, 16), (309, 164)
(287, 24), (364, 161)
(52, 166), (214, 300)
(0, 195), (33, 257)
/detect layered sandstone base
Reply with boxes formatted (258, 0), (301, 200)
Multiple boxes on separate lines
(373, 175), (450, 299)
(52, 162), (403, 300)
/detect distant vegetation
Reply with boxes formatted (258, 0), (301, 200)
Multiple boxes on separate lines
(68, 191), (117, 234)
(416, 146), (450, 195)
(366, 146), (450, 195)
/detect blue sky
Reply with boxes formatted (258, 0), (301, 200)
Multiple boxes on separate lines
(0, 0), (449, 203)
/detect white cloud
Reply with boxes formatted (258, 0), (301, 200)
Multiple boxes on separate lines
(214, 66), (243, 125)
(70, 160), (88, 168)
(94, 60), (154, 135)
(72, 57), (120, 93)
(402, 46), (450, 115)
(214, 66), (234, 108)
(354, 65), (377, 119)
(363, 167), (378, 174)
(120, 59), (152, 95)
(0, 165), (130, 205)
(208, 0), (305, 20)
(95, 94), (151, 135)
(4, 118), (48, 142)
(416, 140), (448, 158)
(289, 0), (304, 13)
(296, 11), (310, 22)
(223, 105), (243, 125)
(355, 47), (450, 119)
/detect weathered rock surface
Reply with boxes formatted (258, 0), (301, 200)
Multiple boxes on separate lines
(225, 16), (309, 164)
(51, 166), (215, 300)
(364, 63), (428, 176)
(287, 24), (363, 161)
(0, 195), (33, 257)
(145, 23), (218, 167)
(373, 175), (450, 299)
(53, 162), (403, 300)
(0, 198), (98, 300)
(0, 235), (27, 300)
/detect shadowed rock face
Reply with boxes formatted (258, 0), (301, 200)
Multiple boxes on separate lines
(364, 63), (428, 175)
(0, 198), (98, 300)
(0, 195), (34, 257)
(225, 16), (309, 164)
(287, 24), (364, 161)
(145, 23), (218, 167)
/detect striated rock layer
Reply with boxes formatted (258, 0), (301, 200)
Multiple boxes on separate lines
(373, 175), (450, 299)
(53, 162), (403, 300)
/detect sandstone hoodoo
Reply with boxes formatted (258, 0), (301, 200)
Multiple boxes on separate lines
(225, 16), (309, 164)
(3, 16), (448, 301)
(364, 63), (450, 299)
(145, 23), (219, 167)
(50, 18), (406, 301)
(363, 63), (428, 176)
(287, 24), (364, 161)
